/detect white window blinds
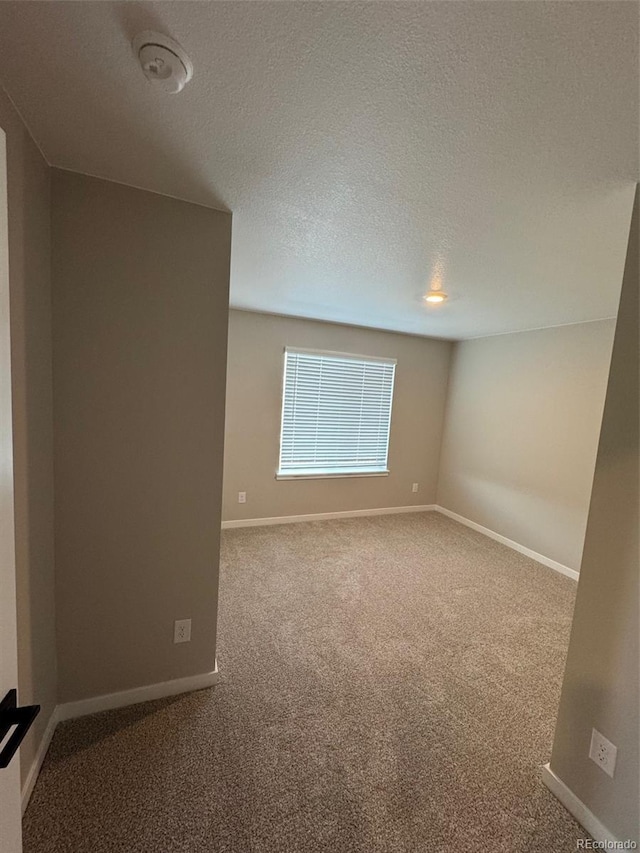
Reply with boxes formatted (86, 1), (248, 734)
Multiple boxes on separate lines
(278, 348), (396, 477)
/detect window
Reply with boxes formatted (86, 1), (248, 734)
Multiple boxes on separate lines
(277, 348), (396, 478)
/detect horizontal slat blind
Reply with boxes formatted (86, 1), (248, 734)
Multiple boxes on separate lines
(278, 349), (396, 476)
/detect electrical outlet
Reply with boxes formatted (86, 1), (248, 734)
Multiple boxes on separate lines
(589, 728), (617, 778)
(412, 483), (419, 493)
(238, 491), (247, 504)
(174, 619), (192, 644)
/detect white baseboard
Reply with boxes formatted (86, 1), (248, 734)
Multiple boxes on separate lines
(222, 504), (436, 529)
(57, 663), (219, 722)
(21, 705), (60, 813)
(435, 506), (579, 581)
(542, 763), (621, 844)
(222, 505), (580, 584)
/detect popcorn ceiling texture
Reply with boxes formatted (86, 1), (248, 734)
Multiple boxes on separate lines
(0, 2), (636, 338)
(24, 513), (587, 852)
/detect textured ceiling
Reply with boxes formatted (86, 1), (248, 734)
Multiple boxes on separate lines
(0, 1), (637, 339)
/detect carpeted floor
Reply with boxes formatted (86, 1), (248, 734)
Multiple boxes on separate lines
(23, 512), (588, 852)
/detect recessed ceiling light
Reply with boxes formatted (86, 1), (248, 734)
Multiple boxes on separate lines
(423, 290), (448, 304)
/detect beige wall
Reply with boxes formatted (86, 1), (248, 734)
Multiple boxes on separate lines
(0, 89), (56, 784)
(223, 310), (452, 521)
(550, 191), (639, 842)
(52, 170), (231, 702)
(437, 321), (615, 571)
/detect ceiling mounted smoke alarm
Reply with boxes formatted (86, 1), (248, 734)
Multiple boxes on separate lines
(132, 31), (193, 94)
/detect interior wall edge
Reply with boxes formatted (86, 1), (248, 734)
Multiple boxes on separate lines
(548, 186), (639, 843)
(52, 169), (231, 705)
(0, 84), (57, 790)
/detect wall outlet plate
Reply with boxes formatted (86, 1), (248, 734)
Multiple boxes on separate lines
(412, 483), (419, 493)
(174, 619), (192, 644)
(238, 491), (247, 504)
(589, 728), (617, 778)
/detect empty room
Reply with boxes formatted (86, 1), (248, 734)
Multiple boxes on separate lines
(0, 2), (637, 852)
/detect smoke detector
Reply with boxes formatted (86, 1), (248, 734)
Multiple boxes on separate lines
(132, 31), (193, 94)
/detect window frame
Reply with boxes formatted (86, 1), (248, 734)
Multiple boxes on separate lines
(275, 347), (397, 480)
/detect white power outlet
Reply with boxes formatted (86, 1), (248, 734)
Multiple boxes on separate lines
(412, 483), (419, 493)
(589, 728), (617, 778)
(174, 619), (192, 644)
(238, 491), (247, 504)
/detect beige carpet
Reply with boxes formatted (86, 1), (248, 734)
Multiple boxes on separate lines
(24, 512), (588, 852)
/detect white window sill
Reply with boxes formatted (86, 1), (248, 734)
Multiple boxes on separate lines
(276, 470), (389, 481)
